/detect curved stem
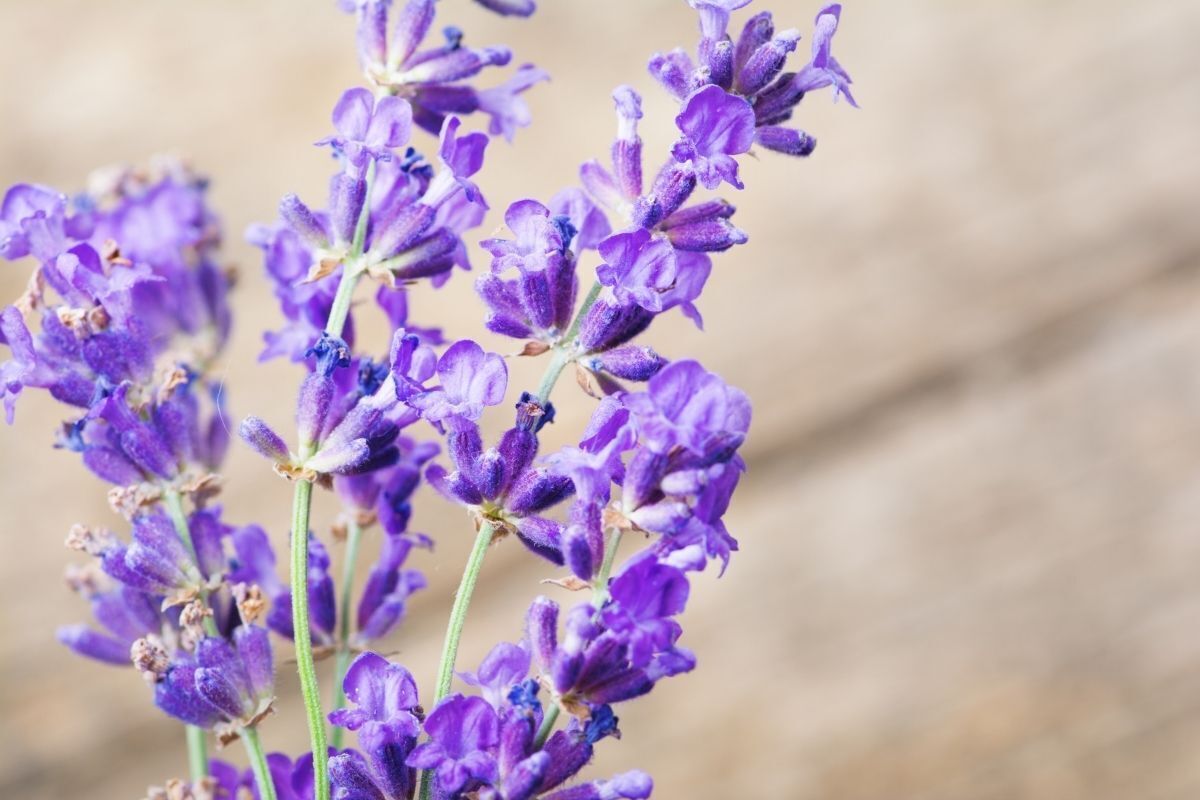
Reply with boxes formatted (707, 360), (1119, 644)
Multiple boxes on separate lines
(241, 726), (278, 800)
(290, 478), (329, 800)
(185, 724), (209, 785)
(432, 521), (495, 703)
(417, 520), (496, 800)
(532, 704), (560, 750)
(329, 517), (365, 749)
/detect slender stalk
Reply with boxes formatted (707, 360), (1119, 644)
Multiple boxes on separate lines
(162, 488), (201, 563)
(329, 517), (365, 749)
(241, 726), (278, 800)
(185, 724), (209, 785)
(432, 521), (495, 703)
(324, 268), (360, 338)
(532, 704), (560, 750)
(591, 528), (625, 608)
(286, 160), (376, 799)
(290, 478), (329, 800)
(535, 347), (572, 404)
(416, 520), (496, 800)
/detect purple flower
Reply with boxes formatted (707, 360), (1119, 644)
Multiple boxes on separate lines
(152, 627), (275, 731)
(687, 0), (754, 40)
(526, 592), (692, 714)
(408, 339), (507, 426)
(340, 0), (545, 138)
(595, 229), (677, 313)
(621, 359), (750, 456)
(476, 64), (550, 142)
(458, 641), (532, 709)
(318, 88), (414, 169)
(1, 164), (230, 452)
(0, 183), (80, 262)
(671, 85), (756, 190)
(407, 694), (500, 795)
(329, 651), (421, 732)
(600, 559), (689, 668)
(794, 3), (857, 105)
(425, 394), (575, 565)
(473, 0), (536, 17)
(477, 199), (578, 340)
(429, 116), (490, 206)
(542, 770), (654, 800)
(355, 530), (428, 642)
(209, 752), (311, 800)
(57, 584), (161, 666)
(548, 188), (611, 252)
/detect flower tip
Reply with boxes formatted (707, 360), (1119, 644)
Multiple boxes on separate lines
(238, 416), (290, 462)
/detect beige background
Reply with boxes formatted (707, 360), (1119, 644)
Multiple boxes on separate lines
(2, 1), (1199, 798)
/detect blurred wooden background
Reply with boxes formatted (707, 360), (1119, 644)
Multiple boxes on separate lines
(2, 1), (1200, 797)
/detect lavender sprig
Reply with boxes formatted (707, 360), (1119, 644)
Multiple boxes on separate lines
(0, 160), (281, 799)
(2, 1), (856, 797)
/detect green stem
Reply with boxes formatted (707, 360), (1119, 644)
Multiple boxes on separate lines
(329, 517), (365, 749)
(185, 724), (208, 785)
(288, 161), (375, 797)
(533, 704), (560, 750)
(241, 727), (278, 800)
(535, 280), (603, 405)
(417, 520), (496, 800)
(591, 528), (625, 608)
(162, 488), (200, 563)
(324, 269), (358, 338)
(432, 521), (495, 703)
(536, 347), (572, 404)
(290, 478), (329, 800)
(162, 488), (219, 637)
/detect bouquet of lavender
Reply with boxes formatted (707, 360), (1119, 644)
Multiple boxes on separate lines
(0, 1), (854, 798)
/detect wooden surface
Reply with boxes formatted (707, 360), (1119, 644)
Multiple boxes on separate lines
(2, 1), (1199, 797)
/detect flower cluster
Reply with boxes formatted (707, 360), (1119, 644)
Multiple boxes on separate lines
(0, 161), (230, 486)
(339, 0), (547, 140)
(2, 2), (855, 799)
(0, 160), (288, 758)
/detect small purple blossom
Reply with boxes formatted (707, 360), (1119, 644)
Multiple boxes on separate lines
(672, 85), (757, 190)
(318, 88), (414, 169)
(408, 339), (507, 426)
(407, 694), (501, 795)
